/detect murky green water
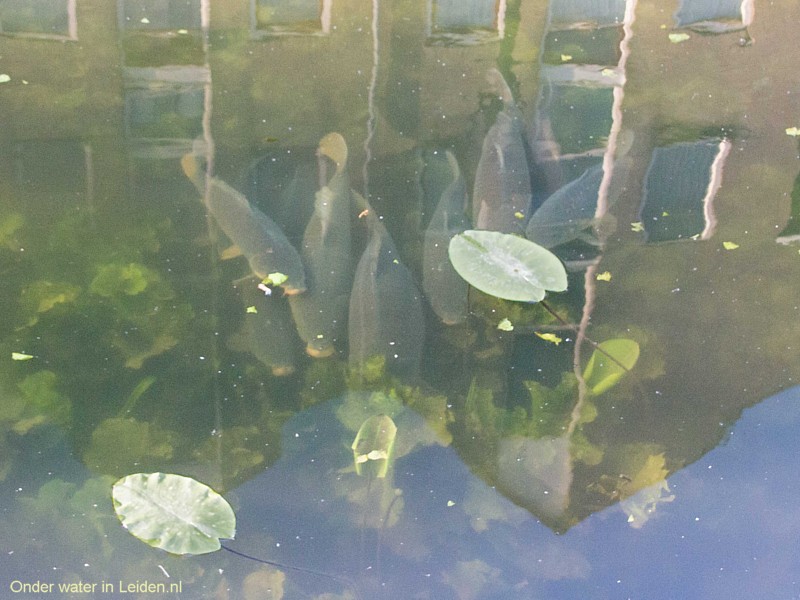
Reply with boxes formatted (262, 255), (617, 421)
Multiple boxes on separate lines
(1, 1), (799, 598)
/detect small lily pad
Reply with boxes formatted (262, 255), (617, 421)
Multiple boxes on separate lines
(582, 339), (640, 395)
(497, 318), (514, 332)
(448, 230), (567, 303)
(112, 473), (235, 555)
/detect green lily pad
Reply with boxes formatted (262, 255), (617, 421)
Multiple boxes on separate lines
(112, 472), (235, 555)
(448, 230), (567, 302)
(582, 339), (640, 395)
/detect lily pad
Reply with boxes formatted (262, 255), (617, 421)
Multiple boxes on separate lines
(582, 339), (640, 395)
(448, 230), (568, 302)
(112, 472), (235, 555)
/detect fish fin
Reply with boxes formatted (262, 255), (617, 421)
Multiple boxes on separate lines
(220, 244), (243, 260)
(180, 153), (205, 191)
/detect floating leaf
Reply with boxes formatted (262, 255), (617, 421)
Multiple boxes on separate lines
(722, 241), (739, 250)
(601, 68), (616, 77)
(112, 473), (235, 555)
(786, 127), (800, 137)
(497, 318), (514, 332)
(12, 352), (34, 361)
(630, 222), (645, 232)
(352, 415), (397, 478)
(535, 332), (562, 345)
(560, 54), (573, 62)
(262, 272), (288, 287)
(0, 74), (10, 83)
(668, 33), (690, 43)
(582, 339), (640, 395)
(245, 305), (258, 314)
(596, 271), (612, 282)
(448, 230), (567, 303)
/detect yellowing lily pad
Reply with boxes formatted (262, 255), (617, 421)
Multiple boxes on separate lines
(535, 332), (562, 345)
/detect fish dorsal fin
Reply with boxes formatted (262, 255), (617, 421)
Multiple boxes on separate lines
(180, 153), (206, 191)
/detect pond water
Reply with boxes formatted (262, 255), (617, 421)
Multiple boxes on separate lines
(1, 1), (799, 598)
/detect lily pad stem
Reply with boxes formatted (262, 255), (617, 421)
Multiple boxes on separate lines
(539, 300), (631, 372)
(220, 544), (360, 596)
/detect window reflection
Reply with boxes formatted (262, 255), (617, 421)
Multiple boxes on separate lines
(427, 0), (504, 45)
(0, 0), (76, 40)
(119, 0), (202, 31)
(639, 140), (730, 243)
(252, 0), (332, 36)
(674, 0), (753, 33)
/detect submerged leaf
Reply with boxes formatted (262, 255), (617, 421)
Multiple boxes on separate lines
(448, 230), (567, 303)
(582, 339), (640, 395)
(112, 472), (235, 555)
(352, 415), (397, 478)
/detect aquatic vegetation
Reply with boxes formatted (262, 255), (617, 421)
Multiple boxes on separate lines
(448, 230), (568, 302)
(13, 370), (72, 432)
(19, 279), (81, 326)
(0, 211), (23, 249)
(84, 417), (176, 477)
(112, 472), (236, 555)
(193, 425), (267, 488)
(89, 262), (159, 298)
